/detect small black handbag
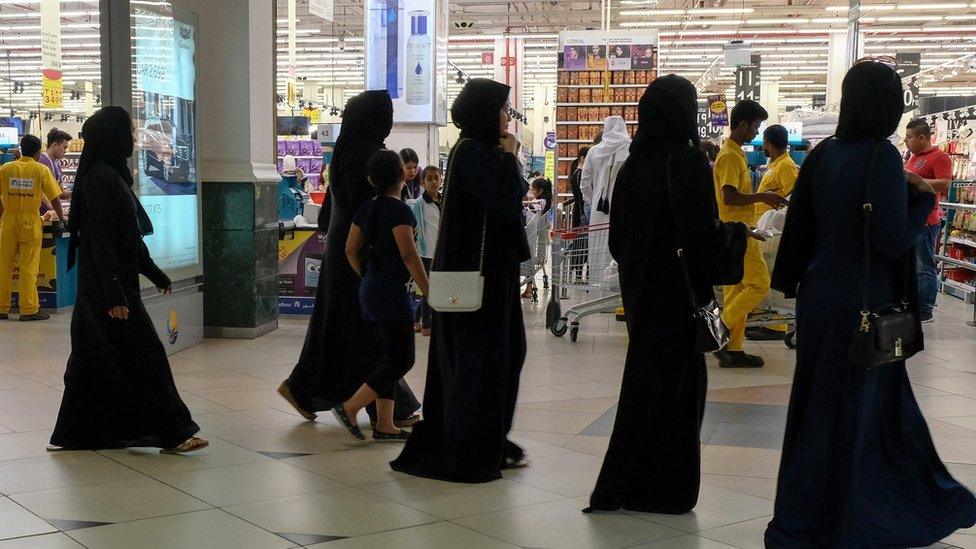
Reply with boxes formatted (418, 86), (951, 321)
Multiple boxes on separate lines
(847, 145), (921, 367)
(665, 155), (730, 353)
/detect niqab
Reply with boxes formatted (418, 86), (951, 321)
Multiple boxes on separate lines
(450, 79), (511, 146)
(630, 75), (701, 154)
(835, 61), (904, 141)
(332, 90), (393, 166)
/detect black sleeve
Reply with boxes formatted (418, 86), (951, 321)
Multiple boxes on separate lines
(394, 202), (417, 229)
(608, 160), (646, 272)
(347, 161), (376, 208)
(82, 171), (128, 308)
(772, 140), (824, 298)
(672, 149), (748, 286)
(352, 201), (366, 228)
(455, 143), (525, 223)
(139, 240), (171, 289)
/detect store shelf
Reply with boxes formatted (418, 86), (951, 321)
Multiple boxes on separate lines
(277, 155), (322, 159)
(557, 120), (638, 125)
(942, 202), (976, 212)
(556, 102), (640, 107)
(938, 255), (976, 272)
(949, 236), (976, 248)
(558, 84), (651, 89)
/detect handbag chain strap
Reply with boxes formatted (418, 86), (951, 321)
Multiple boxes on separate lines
(436, 138), (488, 274)
(663, 153), (702, 312)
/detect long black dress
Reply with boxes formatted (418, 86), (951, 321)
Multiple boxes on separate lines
(391, 138), (531, 483)
(286, 100), (420, 419)
(586, 143), (747, 513)
(765, 138), (976, 547)
(51, 162), (199, 449)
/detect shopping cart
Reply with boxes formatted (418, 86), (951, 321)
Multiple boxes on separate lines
(547, 223), (622, 342)
(520, 208), (551, 303)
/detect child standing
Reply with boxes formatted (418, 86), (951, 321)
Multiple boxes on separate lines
(409, 166), (441, 337)
(333, 150), (430, 441)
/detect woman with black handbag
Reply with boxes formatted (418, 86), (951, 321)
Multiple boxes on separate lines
(584, 76), (749, 514)
(765, 60), (976, 547)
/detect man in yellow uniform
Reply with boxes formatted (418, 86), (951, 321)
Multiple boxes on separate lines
(0, 135), (65, 321)
(747, 124), (799, 341)
(712, 101), (788, 368)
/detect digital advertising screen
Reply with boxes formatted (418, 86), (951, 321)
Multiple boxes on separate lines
(560, 30), (658, 72)
(365, 0), (448, 124)
(131, 2), (200, 276)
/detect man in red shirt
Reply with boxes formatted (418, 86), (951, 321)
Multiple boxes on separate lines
(904, 119), (954, 322)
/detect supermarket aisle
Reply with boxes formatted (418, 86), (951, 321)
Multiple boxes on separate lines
(0, 297), (974, 548)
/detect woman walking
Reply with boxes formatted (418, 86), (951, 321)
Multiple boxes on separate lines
(50, 106), (206, 454)
(765, 61), (976, 547)
(280, 90), (420, 427)
(332, 150), (429, 442)
(584, 76), (748, 514)
(391, 79), (530, 483)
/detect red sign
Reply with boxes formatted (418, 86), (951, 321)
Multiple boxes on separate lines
(500, 56), (517, 67)
(481, 52), (493, 65)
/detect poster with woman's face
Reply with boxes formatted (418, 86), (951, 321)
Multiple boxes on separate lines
(631, 45), (657, 69)
(609, 44), (632, 70)
(587, 45), (607, 70)
(563, 46), (586, 71)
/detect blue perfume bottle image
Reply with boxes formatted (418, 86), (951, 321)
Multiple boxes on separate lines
(367, 0), (402, 99)
(406, 10), (430, 105)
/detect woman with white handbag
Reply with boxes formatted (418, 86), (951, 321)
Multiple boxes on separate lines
(391, 79), (531, 483)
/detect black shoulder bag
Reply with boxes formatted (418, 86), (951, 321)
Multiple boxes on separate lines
(664, 155), (729, 353)
(847, 145), (921, 367)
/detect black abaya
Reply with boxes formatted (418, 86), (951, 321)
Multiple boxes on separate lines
(287, 91), (420, 418)
(51, 162), (198, 449)
(391, 137), (531, 483)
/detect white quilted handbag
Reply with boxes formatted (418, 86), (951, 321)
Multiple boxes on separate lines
(427, 139), (487, 313)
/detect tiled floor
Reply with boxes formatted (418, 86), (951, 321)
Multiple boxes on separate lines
(1, 293), (975, 548)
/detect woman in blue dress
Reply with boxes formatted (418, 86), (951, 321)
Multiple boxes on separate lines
(766, 60), (976, 547)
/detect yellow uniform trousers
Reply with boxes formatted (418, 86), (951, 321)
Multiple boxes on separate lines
(721, 238), (770, 351)
(0, 215), (43, 316)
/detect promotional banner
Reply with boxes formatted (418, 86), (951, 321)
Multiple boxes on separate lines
(735, 60), (760, 102)
(707, 94), (729, 127)
(278, 230), (326, 315)
(897, 52), (921, 114)
(365, 0), (448, 124)
(543, 131), (556, 183)
(40, 0), (62, 109)
(560, 30), (658, 72)
(697, 107), (723, 141)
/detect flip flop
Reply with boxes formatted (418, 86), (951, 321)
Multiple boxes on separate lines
(161, 437), (209, 455)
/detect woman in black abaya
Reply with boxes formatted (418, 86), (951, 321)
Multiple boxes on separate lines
(765, 61), (976, 548)
(280, 90), (420, 425)
(585, 76), (748, 513)
(50, 106), (206, 453)
(391, 79), (530, 483)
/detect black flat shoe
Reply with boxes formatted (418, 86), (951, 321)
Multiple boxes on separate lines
(372, 429), (410, 441)
(716, 350), (765, 368)
(332, 406), (365, 441)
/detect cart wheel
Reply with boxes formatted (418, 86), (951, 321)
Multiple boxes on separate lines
(542, 274), (549, 290)
(551, 320), (568, 337)
(532, 287), (539, 303)
(546, 300), (561, 329)
(570, 326), (579, 342)
(785, 331), (797, 349)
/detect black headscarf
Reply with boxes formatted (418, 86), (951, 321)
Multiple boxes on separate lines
(836, 61), (904, 141)
(450, 79), (511, 146)
(332, 90), (393, 166)
(67, 106), (151, 268)
(630, 75), (701, 154)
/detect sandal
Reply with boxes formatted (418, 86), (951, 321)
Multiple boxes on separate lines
(372, 429), (411, 442)
(161, 437), (209, 455)
(332, 405), (365, 441)
(277, 381), (317, 421)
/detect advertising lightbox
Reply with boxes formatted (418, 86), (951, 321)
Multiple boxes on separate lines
(365, 0), (448, 124)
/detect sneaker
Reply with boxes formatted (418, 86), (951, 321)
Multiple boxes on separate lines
(714, 350), (764, 368)
(746, 327), (787, 341)
(19, 313), (50, 321)
(921, 312), (934, 323)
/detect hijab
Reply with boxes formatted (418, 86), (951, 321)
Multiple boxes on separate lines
(836, 61), (904, 141)
(67, 106), (151, 268)
(630, 75), (701, 154)
(332, 90), (393, 166)
(585, 116), (631, 207)
(450, 79), (511, 147)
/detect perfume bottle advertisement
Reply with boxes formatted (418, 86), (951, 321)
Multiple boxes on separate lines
(365, 0), (446, 124)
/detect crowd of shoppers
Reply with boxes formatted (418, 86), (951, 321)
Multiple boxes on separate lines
(16, 57), (974, 548)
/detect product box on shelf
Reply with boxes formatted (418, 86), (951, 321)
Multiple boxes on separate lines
(299, 140), (317, 157)
(286, 141), (301, 157)
(277, 140), (287, 156)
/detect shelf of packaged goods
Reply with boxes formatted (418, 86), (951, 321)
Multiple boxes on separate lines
(949, 236), (976, 248)
(556, 102), (640, 107)
(277, 155), (322, 159)
(557, 175), (569, 179)
(942, 202), (976, 211)
(938, 255), (976, 272)
(556, 120), (639, 125)
(558, 84), (651, 89)
(61, 169), (76, 173)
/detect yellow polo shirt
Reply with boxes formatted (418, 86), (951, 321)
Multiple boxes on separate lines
(755, 153), (798, 218)
(713, 138), (754, 225)
(0, 157), (61, 219)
